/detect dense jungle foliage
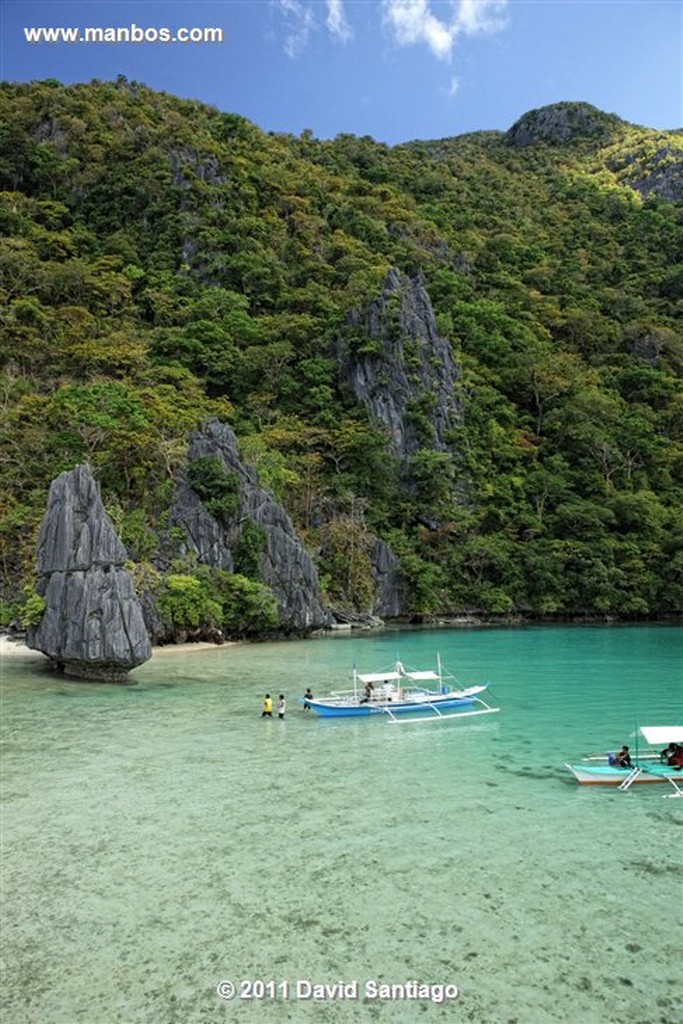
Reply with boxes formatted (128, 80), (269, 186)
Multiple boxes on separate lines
(1, 79), (681, 629)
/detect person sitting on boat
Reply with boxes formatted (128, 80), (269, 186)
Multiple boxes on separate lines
(667, 744), (683, 769)
(360, 681), (375, 703)
(660, 742), (677, 763)
(614, 745), (632, 768)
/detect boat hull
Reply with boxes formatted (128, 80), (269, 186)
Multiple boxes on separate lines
(306, 693), (482, 718)
(565, 762), (683, 786)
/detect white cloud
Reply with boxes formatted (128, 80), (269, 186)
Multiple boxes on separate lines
(274, 0), (316, 58)
(327, 0), (353, 43)
(273, 1), (508, 61)
(442, 75), (460, 98)
(383, 0), (453, 60)
(273, 0), (352, 56)
(383, 0), (509, 60)
(455, 0), (509, 35)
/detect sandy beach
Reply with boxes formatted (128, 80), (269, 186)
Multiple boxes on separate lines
(149, 640), (237, 656)
(0, 635), (43, 660)
(0, 634), (234, 662)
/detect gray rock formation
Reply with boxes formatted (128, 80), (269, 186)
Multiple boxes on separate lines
(27, 465), (151, 680)
(371, 538), (403, 619)
(623, 146), (683, 203)
(169, 421), (332, 631)
(169, 147), (227, 189)
(339, 268), (463, 459)
(626, 327), (680, 369)
(507, 102), (621, 148)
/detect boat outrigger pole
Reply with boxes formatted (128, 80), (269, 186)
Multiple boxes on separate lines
(387, 698), (500, 725)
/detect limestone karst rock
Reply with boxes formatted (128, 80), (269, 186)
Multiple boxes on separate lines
(506, 102), (621, 148)
(339, 268), (462, 460)
(620, 146), (683, 203)
(169, 421), (333, 631)
(27, 465), (151, 680)
(371, 537), (402, 619)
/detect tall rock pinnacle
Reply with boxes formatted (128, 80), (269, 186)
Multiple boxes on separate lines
(27, 465), (151, 681)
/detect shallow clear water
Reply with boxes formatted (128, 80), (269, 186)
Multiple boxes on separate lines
(1, 624), (682, 1024)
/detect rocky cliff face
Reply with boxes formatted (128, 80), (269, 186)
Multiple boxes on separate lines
(623, 146), (683, 202)
(169, 421), (332, 631)
(340, 268), (463, 459)
(371, 538), (403, 619)
(507, 102), (621, 148)
(334, 268), (462, 620)
(27, 465), (151, 681)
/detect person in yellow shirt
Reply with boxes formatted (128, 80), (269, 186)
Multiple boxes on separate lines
(261, 694), (273, 717)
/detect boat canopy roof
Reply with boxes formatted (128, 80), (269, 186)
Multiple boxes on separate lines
(640, 725), (683, 745)
(400, 670), (440, 682)
(357, 672), (401, 684)
(395, 661), (441, 682)
(356, 666), (442, 684)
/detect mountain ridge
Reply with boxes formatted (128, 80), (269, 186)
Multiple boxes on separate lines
(1, 79), (681, 633)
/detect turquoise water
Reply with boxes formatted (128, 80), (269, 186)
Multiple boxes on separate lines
(1, 624), (681, 1024)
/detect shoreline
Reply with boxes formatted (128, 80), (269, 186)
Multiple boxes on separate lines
(0, 635), (44, 660)
(0, 635), (236, 662)
(150, 640), (238, 655)
(2, 613), (679, 664)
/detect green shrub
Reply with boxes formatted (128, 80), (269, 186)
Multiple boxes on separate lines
(0, 601), (21, 627)
(186, 456), (240, 523)
(232, 520), (267, 579)
(157, 573), (222, 631)
(157, 568), (279, 638)
(215, 572), (279, 635)
(21, 589), (46, 627)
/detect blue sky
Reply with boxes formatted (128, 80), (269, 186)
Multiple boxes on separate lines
(1, 1), (681, 144)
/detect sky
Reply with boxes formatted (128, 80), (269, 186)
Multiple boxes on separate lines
(1, 1), (681, 145)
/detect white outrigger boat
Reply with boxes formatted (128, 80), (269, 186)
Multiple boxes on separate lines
(565, 725), (683, 796)
(302, 658), (500, 723)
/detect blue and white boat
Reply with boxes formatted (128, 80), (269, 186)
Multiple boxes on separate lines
(565, 725), (683, 796)
(302, 658), (499, 723)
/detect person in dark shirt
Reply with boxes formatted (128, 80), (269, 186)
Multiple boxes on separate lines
(667, 744), (683, 769)
(614, 745), (632, 768)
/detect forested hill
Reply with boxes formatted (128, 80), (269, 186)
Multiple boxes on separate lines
(1, 79), (682, 631)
